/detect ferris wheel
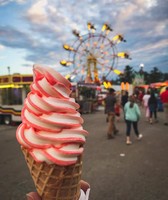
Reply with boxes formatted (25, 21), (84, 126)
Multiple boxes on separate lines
(60, 22), (131, 84)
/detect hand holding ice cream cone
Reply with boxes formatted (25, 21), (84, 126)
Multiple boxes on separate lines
(26, 180), (90, 200)
(16, 65), (89, 200)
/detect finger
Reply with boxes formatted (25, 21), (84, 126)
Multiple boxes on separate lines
(26, 192), (41, 200)
(79, 180), (90, 193)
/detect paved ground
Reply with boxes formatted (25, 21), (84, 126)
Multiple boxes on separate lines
(0, 107), (168, 200)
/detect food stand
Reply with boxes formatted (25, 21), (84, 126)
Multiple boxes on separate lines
(74, 83), (100, 114)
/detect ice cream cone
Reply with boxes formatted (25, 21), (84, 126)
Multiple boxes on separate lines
(22, 147), (82, 200)
(16, 66), (88, 199)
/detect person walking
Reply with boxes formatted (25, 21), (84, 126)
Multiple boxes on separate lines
(121, 90), (129, 108)
(124, 95), (142, 145)
(121, 90), (129, 120)
(105, 88), (118, 139)
(148, 91), (158, 124)
(160, 87), (168, 125)
(142, 91), (151, 121)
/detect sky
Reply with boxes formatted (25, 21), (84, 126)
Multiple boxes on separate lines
(0, 0), (168, 81)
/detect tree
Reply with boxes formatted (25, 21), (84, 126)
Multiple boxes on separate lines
(143, 71), (150, 84)
(113, 66), (167, 85)
(118, 65), (134, 84)
(163, 73), (168, 81)
(124, 65), (135, 83)
(148, 67), (163, 83)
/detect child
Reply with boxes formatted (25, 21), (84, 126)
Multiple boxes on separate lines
(115, 100), (121, 122)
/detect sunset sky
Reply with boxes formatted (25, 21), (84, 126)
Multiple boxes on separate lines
(0, 0), (167, 80)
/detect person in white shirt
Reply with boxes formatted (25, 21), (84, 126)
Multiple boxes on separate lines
(142, 91), (151, 121)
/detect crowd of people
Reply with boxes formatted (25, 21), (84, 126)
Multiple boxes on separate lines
(104, 86), (168, 144)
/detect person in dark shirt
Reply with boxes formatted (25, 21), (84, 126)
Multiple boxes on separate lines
(105, 88), (118, 139)
(121, 90), (129, 120)
(148, 91), (158, 124)
(121, 90), (129, 108)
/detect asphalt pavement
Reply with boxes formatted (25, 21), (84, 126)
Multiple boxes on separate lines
(0, 106), (168, 200)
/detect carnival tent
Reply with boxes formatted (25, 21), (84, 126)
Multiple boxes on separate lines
(160, 86), (167, 94)
(150, 81), (168, 88)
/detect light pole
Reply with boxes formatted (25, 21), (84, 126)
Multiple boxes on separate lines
(139, 63), (144, 75)
(7, 66), (10, 75)
(139, 63), (145, 85)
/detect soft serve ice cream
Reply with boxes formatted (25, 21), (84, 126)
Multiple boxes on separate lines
(16, 65), (88, 166)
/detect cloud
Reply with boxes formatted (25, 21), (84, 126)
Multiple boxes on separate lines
(133, 38), (168, 54)
(0, 44), (4, 50)
(0, 0), (26, 6)
(27, 0), (48, 24)
(0, 27), (31, 48)
(0, 0), (168, 75)
(0, 25), (63, 66)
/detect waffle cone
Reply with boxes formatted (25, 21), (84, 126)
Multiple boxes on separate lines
(21, 147), (82, 200)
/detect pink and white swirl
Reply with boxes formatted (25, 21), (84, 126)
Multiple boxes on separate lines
(16, 65), (88, 166)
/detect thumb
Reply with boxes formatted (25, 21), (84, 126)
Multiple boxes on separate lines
(80, 180), (90, 193)
(26, 192), (41, 200)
